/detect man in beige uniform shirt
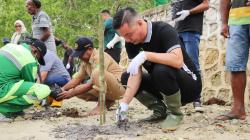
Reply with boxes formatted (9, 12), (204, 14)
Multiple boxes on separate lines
(57, 37), (125, 115)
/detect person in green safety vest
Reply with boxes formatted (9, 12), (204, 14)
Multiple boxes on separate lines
(0, 39), (51, 122)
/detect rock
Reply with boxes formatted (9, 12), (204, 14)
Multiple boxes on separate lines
(56, 111), (62, 116)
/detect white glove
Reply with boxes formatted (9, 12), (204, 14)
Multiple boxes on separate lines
(107, 33), (121, 49)
(66, 63), (71, 69)
(174, 10), (190, 22)
(116, 102), (128, 122)
(127, 51), (147, 76)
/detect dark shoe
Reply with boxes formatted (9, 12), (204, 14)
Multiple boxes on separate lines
(0, 113), (12, 122)
(193, 101), (204, 113)
(135, 90), (167, 122)
(8, 111), (25, 118)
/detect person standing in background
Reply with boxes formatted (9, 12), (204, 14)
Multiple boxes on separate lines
(55, 38), (74, 77)
(11, 20), (31, 44)
(26, 0), (57, 53)
(172, 0), (209, 112)
(101, 9), (122, 63)
(61, 41), (74, 77)
(216, 0), (250, 121)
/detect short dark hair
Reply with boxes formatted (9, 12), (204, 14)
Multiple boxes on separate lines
(113, 7), (138, 30)
(101, 9), (110, 14)
(32, 0), (41, 8)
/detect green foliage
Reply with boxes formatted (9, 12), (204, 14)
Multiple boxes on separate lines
(0, 0), (154, 56)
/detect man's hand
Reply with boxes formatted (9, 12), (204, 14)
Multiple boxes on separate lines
(221, 24), (230, 38)
(174, 10), (190, 22)
(127, 51), (146, 75)
(50, 84), (62, 100)
(56, 89), (74, 100)
(116, 108), (128, 122)
(116, 102), (129, 127)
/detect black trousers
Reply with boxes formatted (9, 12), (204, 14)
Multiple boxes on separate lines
(105, 47), (121, 63)
(121, 64), (202, 105)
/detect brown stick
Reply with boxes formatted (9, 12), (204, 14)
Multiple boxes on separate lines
(98, 14), (106, 125)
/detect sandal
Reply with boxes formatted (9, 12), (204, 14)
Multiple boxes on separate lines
(216, 113), (245, 121)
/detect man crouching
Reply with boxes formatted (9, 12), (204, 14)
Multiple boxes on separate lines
(57, 37), (125, 116)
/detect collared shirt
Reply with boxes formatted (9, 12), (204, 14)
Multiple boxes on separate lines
(32, 10), (56, 53)
(40, 50), (71, 81)
(77, 49), (123, 82)
(144, 21), (152, 43)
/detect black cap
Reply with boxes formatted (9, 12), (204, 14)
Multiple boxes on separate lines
(2, 37), (10, 44)
(31, 40), (47, 65)
(72, 37), (93, 57)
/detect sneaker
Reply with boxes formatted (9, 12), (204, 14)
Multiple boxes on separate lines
(193, 102), (204, 113)
(0, 113), (12, 122)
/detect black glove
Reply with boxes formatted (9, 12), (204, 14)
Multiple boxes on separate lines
(50, 84), (62, 101)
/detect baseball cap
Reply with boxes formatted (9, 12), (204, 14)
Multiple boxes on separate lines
(2, 37), (10, 44)
(72, 37), (93, 57)
(31, 40), (47, 65)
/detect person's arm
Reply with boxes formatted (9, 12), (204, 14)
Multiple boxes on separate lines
(36, 13), (51, 41)
(220, 0), (231, 38)
(57, 81), (92, 100)
(174, 0), (209, 22)
(40, 71), (48, 83)
(62, 63), (86, 90)
(145, 48), (183, 69)
(67, 49), (74, 65)
(190, 0), (209, 14)
(39, 52), (54, 82)
(61, 76), (83, 91)
(120, 67), (142, 104)
(40, 27), (50, 42)
(116, 67), (142, 122)
(106, 33), (121, 49)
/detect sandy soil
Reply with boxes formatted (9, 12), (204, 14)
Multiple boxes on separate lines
(1, 97), (250, 140)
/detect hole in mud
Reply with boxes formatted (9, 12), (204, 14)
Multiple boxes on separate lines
(203, 97), (226, 106)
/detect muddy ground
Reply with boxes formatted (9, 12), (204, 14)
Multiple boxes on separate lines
(0, 97), (250, 140)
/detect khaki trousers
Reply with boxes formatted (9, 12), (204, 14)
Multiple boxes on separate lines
(77, 70), (125, 101)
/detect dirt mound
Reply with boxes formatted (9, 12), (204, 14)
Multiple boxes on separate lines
(24, 107), (82, 120)
(53, 122), (160, 140)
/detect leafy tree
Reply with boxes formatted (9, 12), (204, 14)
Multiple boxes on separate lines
(0, 0), (153, 56)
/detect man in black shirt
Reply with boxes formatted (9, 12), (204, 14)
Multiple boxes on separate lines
(172, 0), (209, 112)
(113, 7), (201, 131)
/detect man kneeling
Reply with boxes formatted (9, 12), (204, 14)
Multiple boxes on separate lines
(0, 39), (50, 121)
(57, 37), (125, 116)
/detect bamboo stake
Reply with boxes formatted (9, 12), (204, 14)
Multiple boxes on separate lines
(98, 14), (106, 125)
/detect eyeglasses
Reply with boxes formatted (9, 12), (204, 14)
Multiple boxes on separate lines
(15, 25), (21, 28)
